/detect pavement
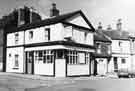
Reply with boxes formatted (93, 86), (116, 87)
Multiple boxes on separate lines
(0, 72), (132, 91)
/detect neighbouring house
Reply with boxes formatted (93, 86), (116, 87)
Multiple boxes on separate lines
(0, 6), (41, 72)
(91, 22), (112, 76)
(128, 35), (135, 72)
(103, 19), (132, 73)
(6, 4), (95, 77)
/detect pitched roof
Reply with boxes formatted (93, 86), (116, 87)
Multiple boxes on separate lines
(6, 10), (95, 33)
(102, 30), (129, 40)
(94, 30), (111, 43)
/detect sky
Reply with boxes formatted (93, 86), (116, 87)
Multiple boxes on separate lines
(0, 0), (135, 31)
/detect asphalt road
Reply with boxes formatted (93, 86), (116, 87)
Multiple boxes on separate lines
(0, 75), (134, 91)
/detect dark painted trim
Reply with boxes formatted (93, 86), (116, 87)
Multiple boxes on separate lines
(12, 68), (19, 69)
(53, 51), (56, 77)
(94, 40), (112, 43)
(6, 45), (24, 48)
(112, 39), (129, 40)
(32, 51), (34, 74)
(25, 41), (95, 49)
(6, 41), (95, 49)
(62, 22), (94, 33)
(79, 10), (95, 32)
(65, 51), (68, 77)
(25, 52), (28, 74)
(3, 30), (7, 72)
(37, 75), (55, 77)
(89, 53), (92, 76)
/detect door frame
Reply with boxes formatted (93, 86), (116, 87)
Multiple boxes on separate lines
(25, 51), (34, 74)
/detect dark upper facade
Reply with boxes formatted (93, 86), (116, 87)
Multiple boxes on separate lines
(94, 27), (112, 58)
(0, 6), (42, 72)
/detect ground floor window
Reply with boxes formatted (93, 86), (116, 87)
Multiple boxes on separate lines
(67, 51), (78, 64)
(67, 50), (90, 64)
(121, 58), (126, 64)
(34, 50), (54, 63)
(85, 53), (90, 64)
(14, 54), (19, 68)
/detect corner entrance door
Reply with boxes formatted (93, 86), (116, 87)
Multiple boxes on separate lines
(26, 51), (34, 74)
(114, 57), (118, 72)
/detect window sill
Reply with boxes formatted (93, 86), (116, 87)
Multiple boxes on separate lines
(12, 67), (19, 69)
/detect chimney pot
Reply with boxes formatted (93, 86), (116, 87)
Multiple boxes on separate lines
(98, 22), (102, 30)
(107, 25), (112, 30)
(50, 3), (60, 17)
(116, 19), (122, 30)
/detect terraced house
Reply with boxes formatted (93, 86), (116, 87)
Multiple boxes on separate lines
(6, 4), (95, 77)
(103, 19), (134, 73)
(91, 22), (112, 76)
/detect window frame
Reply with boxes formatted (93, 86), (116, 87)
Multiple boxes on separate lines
(121, 58), (126, 64)
(44, 28), (50, 41)
(15, 32), (19, 44)
(35, 50), (54, 64)
(29, 31), (33, 39)
(13, 54), (19, 69)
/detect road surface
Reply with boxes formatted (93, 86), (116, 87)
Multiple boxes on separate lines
(0, 74), (134, 91)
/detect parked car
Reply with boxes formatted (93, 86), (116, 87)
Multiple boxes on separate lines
(117, 69), (135, 78)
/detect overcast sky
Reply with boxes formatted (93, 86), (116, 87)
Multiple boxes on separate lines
(0, 0), (135, 31)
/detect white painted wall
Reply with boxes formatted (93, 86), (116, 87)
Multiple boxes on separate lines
(67, 64), (89, 76)
(25, 23), (64, 45)
(50, 23), (64, 41)
(64, 26), (94, 46)
(6, 47), (24, 73)
(66, 14), (90, 29)
(7, 31), (24, 46)
(108, 55), (131, 72)
(112, 40), (130, 54)
(55, 59), (66, 77)
(34, 63), (54, 76)
(97, 58), (107, 75)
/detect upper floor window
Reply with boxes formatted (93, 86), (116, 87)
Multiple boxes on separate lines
(15, 33), (19, 44)
(108, 45), (111, 54)
(121, 58), (126, 64)
(64, 26), (73, 40)
(97, 43), (101, 54)
(29, 31), (33, 39)
(84, 32), (88, 41)
(44, 28), (50, 41)
(119, 41), (122, 47)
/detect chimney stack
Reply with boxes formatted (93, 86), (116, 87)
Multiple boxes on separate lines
(98, 22), (102, 30)
(116, 19), (122, 31)
(50, 3), (60, 17)
(107, 25), (112, 30)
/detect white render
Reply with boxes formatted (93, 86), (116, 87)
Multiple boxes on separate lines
(6, 47), (24, 73)
(108, 39), (132, 72)
(55, 59), (66, 77)
(34, 63), (54, 76)
(7, 31), (24, 46)
(66, 13), (90, 29)
(96, 58), (107, 75)
(6, 12), (95, 77)
(67, 64), (89, 76)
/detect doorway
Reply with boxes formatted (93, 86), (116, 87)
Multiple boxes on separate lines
(114, 57), (118, 72)
(25, 51), (34, 74)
